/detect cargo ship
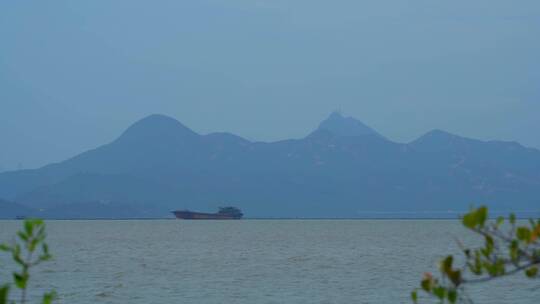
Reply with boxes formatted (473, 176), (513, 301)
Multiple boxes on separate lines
(172, 206), (243, 220)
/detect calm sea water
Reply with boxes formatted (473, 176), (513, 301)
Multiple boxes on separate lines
(0, 220), (538, 303)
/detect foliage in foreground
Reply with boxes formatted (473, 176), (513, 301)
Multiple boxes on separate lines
(412, 206), (540, 303)
(0, 219), (56, 304)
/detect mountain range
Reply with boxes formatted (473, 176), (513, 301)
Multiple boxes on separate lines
(1, 112), (539, 219)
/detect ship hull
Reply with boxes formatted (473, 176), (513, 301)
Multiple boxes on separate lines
(172, 211), (241, 220)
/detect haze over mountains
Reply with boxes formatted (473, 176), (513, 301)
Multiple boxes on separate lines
(1, 113), (539, 219)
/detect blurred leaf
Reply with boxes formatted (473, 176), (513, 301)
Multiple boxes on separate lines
(510, 240), (519, 261)
(463, 211), (477, 229)
(42, 291), (56, 304)
(411, 290), (418, 303)
(433, 286), (445, 299)
(29, 238), (40, 252)
(472, 251), (482, 275)
(462, 206), (488, 229)
(496, 216), (504, 227)
(510, 213), (516, 225)
(1, 218), (55, 304)
(440, 256), (462, 285)
(516, 227), (531, 243)
(412, 206), (540, 303)
(12, 252), (25, 266)
(37, 227), (46, 242)
(0, 285), (8, 304)
(476, 206), (488, 227)
(39, 253), (52, 262)
(525, 267), (538, 278)
(13, 273), (28, 289)
(17, 231), (28, 242)
(494, 259), (505, 276)
(484, 235), (494, 256)
(448, 289), (457, 303)
(448, 270), (462, 286)
(0, 243), (10, 252)
(421, 278), (432, 292)
(441, 256), (453, 273)
(24, 220), (34, 236)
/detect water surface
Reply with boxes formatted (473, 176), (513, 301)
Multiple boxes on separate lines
(0, 220), (537, 303)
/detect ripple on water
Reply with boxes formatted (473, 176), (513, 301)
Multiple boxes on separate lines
(0, 220), (538, 304)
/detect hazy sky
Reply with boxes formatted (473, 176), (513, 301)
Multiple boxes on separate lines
(1, 0), (539, 170)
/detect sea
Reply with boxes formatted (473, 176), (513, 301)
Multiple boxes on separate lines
(0, 220), (538, 303)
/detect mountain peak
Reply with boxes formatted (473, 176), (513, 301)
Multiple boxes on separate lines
(315, 112), (384, 138)
(413, 129), (467, 143)
(410, 129), (477, 152)
(118, 114), (198, 143)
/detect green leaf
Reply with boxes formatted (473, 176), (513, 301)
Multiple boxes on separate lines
(411, 290), (418, 303)
(42, 291), (56, 304)
(462, 211), (477, 229)
(462, 206), (488, 229)
(526, 267), (538, 278)
(36, 227), (46, 241)
(12, 252), (25, 266)
(13, 273), (28, 289)
(510, 240), (519, 261)
(441, 256), (453, 273)
(509, 213), (516, 225)
(476, 206), (488, 227)
(516, 227), (531, 242)
(421, 278), (432, 292)
(29, 238), (40, 252)
(472, 251), (482, 275)
(0, 285), (8, 304)
(433, 286), (446, 299)
(448, 289), (458, 303)
(39, 253), (52, 262)
(24, 220), (34, 236)
(440, 256), (461, 286)
(448, 270), (462, 286)
(17, 231), (28, 242)
(496, 216), (504, 227)
(494, 259), (506, 276)
(0, 243), (10, 252)
(484, 235), (494, 255)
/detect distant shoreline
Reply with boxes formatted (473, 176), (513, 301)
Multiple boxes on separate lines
(1, 215), (538, 221)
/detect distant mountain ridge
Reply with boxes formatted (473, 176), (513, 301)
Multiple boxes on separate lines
(316, 112), (386, 139)
(0, 112), (539, 219)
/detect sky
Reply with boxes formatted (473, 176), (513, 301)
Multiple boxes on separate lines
(1, 0), (539, 171)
